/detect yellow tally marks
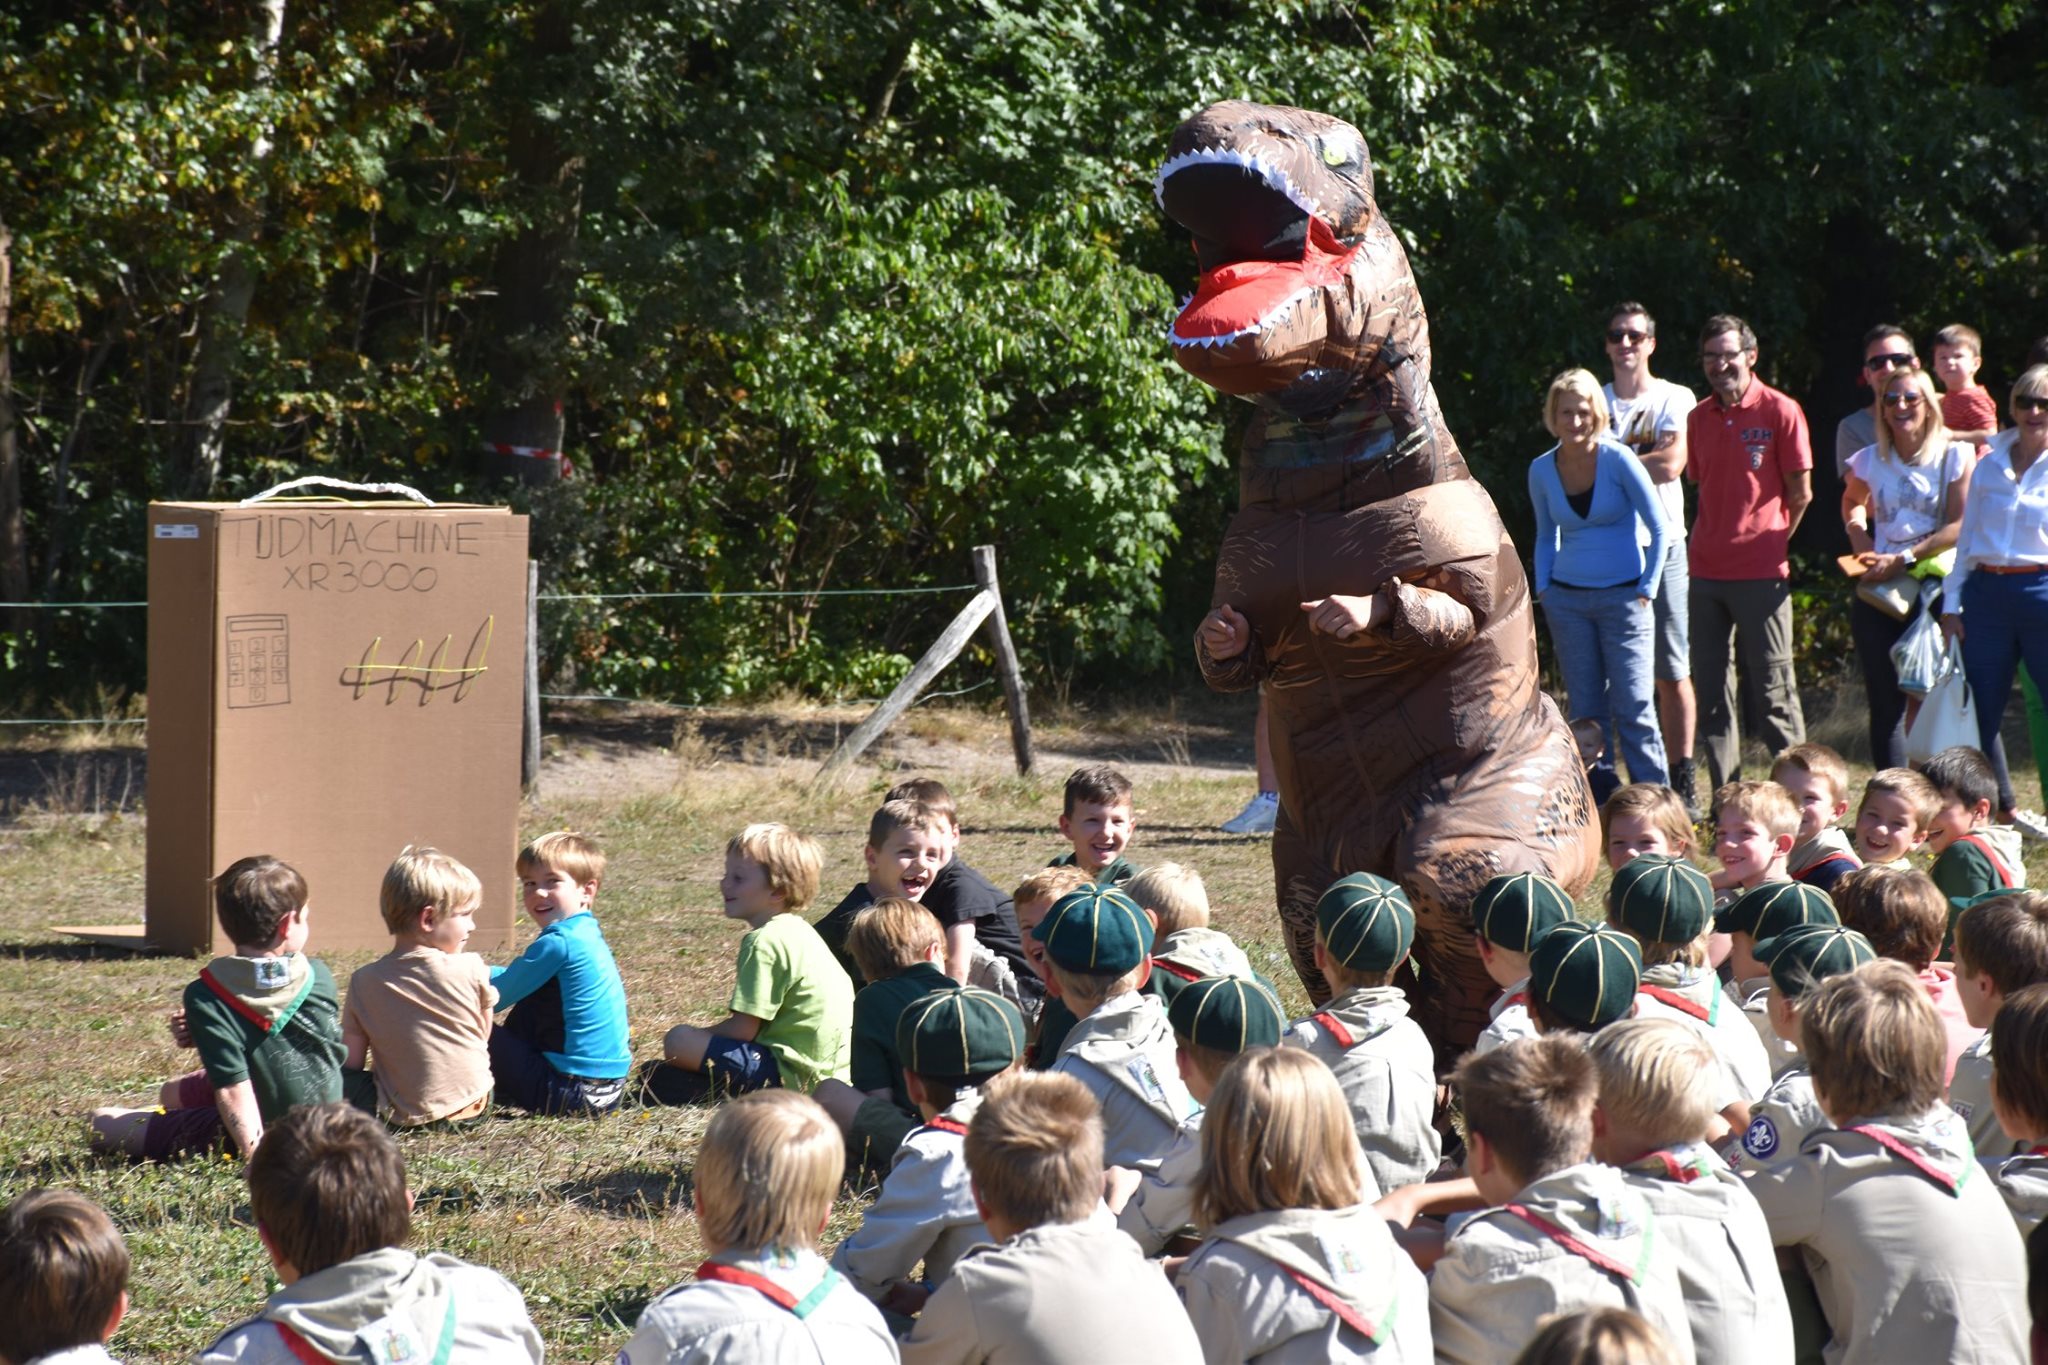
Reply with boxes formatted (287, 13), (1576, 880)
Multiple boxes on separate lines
(342, 615), (494, 703)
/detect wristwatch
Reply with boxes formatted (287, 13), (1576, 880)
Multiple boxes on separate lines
(1902, 548), (1919, 569)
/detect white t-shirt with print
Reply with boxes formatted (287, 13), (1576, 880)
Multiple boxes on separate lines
(1606, 377), (1696, 543)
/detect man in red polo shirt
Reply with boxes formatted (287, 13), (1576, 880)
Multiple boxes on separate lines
(1686, 314), (1813, 792)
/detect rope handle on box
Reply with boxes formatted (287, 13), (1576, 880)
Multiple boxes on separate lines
(240, 476), (435, 506)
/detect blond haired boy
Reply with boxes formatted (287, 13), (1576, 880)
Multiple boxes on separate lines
(340, 846), (496, 1126)
(1128, 863), (1261, 1008)
(1589, 1018), (1795, 1362)
(1705, 780), (1798, 901)
(490, 831), (630, 1114)
(1770, 744), (1860, 894)
(1012, 865), (1092, 1067)
(815, 898), (952, 1170)
(1429, 1036), (1695, 1365)
(1747, 961), (2028, 1362)
(899, 1072), (1202, 1364)
(1852, 767), (1939, 869)
(1283, 873), (1441, 1194)
(1037, 885), (1197, 1167)
(646, 824), (850, 1103)
(1950, 891), (2048, 1157)
(882, 778), (1037, 1002)
(623, 1091), (894, 1363)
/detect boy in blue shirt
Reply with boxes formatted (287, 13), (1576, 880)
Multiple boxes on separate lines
(488, 831), (631, 1114)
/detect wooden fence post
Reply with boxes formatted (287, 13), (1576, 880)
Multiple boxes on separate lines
(973, 545), (1033, 775)
(522, 560), (540, 793)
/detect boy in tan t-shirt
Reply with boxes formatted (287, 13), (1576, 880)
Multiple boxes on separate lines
(342, 846), (497, 1126)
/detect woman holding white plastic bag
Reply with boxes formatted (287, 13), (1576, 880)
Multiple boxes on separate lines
(1843, 367), (1971, 767)
(1942, 366), (2048, 817)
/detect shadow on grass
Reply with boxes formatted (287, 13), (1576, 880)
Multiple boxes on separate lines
(555, 1163), (695, 1219)
(0, 939), (182, 962)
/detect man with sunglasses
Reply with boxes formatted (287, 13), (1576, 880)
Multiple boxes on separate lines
(1686, 314), (1813, 793)
(1835, 325), (1920, 479)
(1603, 303), (1703, 814)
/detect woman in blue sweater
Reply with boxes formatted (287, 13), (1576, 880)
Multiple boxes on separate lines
(1529, 368), (1671, 787)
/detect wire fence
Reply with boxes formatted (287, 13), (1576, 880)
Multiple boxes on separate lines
(1, 581), (989, 727)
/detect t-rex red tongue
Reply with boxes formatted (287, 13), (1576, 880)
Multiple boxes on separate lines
(1170, 216), (1358, 348)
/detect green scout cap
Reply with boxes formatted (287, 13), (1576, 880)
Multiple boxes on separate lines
(1470, 871), (1575, 952)
(1315, 873), (1415, 973)
(1755, 924), (1876, 999)
(1716, 879), (1837, 938)
(896, 986), (1026, 1081)
(1034, 884), (1152, 974)
(1608, 854), (1714, 945)
(1167, 975), (1285, 1053)
(1529, 921), (1642, 1030)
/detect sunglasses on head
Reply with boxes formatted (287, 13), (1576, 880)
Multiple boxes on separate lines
(2017, 395), (2048, 414)
(1865, 353), (1913, 371)
(1883, 392), (1924, 408)
(1607, 328), (1648, 343)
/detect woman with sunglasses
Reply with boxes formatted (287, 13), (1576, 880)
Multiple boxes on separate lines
(1842, 367), (1972, 768)
(1944, 366), (2048, 818)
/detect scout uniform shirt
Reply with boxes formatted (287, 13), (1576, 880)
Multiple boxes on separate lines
(1148, 925), (1267, 1008)
(1728, 975), (1800, 1078)
(1051, 989), (1198, 1169)
(899, 1216), (1202, 1365)
(1633, 963), (1771, 1104)
(1428, 1161), (1696, 1365)
(1469, 975), (1538, 1058)
(1787, 827), (1859, 895)
(832, 1091), (992, 1299)
(622, 1246), (897, 1365)
(1949, 1031), (2021, 1157)
(1616, 1142), (1795, 1365)
(1748, 1106), (2029, 1364)
(1284, 986), (1441, 1194)
(185, 952), (345, 1121)
(1992, 1146), (2048, 1238)
(1116, 1108), (1206, 1256)
(1177, 1203), (1433, 1364)
(1725, 1063), (1827, 1173)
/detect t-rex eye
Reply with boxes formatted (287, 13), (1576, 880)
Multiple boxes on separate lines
(1319, 133), (1356, 167)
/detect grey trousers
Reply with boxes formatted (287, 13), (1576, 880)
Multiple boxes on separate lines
(1689, 576), (1806, 792)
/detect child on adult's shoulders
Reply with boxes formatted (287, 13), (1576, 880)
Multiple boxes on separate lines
(1467, 871), (1575, 1057)
(814, 897), (953, 1173)
(642, 824), (852, 1104)
(1831, 864), (1982, 1084)
(341, 845), (496, 1128)
(1933, 322), (2000, 448)
(488, 831), (630, 1115)
(1919, 745), (2026, 954)
(1047, 763), (1141, 886)
(91, 855), (343, 1161)
(1947, 891), (2048, 1159)
(1770, 743), (1862, 893)
(1852, 767), (1938, 871)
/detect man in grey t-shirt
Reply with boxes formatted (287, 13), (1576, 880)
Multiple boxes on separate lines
(1834, 324), (1919, 478)
(1603, 302), (1700, 812)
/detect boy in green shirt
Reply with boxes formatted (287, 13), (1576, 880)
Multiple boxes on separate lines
(644, 823), (853, 1102)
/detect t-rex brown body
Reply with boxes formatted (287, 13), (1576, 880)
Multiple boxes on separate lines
(1159, 101), (1599, 1060)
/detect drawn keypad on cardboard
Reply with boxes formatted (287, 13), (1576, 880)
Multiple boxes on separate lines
(225, 614), (291, 708)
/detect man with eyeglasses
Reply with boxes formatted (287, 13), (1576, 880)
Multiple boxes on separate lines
(1685, 314), (1812, 793)
(1602, 302), (1702, 813)
(1835, 324), (1920, 479)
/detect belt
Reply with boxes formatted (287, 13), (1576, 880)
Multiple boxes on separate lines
(1978, 563), (2048, 576)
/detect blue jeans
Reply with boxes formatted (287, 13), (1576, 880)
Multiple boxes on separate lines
(1542, 583), (1668, 787)
(1961, 572), (2048, 800)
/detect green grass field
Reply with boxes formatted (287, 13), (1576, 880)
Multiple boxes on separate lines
(4, 692), (2044, 1362)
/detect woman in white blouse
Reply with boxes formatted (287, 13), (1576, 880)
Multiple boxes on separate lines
(1842, 367), (1971, 768)
(1943, 365), (2048, 802)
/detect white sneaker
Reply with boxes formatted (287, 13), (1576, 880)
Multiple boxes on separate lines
(2009, 808), (2048, 843)
(1221, 791), (1280, 835)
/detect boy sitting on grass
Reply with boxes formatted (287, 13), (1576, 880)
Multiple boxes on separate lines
(622, 1091), (895, 1364)
(899, 1072), (1203, 1364)
(1588, 1018), (1795, 1363)
(91, 855), (343, 1161)
(1428, 1037), (1694, 1365)
(1852, 767), (1938, 871)
(1111, 974), (1294, 1256)
(0, 1189), (130, 1365)
(815, 799), (950, 985)
(1747, 961), (2028, 1363)
(1714, 880), (1838, 1075)
(1468, 871), (1574, 1056)
(1526, 921), (1644, 1037)
(342, 845), (496, 1127)
(1706, 780), (1799, 905)
(1038, 884), (1197, 1168)
(1283, 872), (1440, 1194)
(1012, 865), (1092, 1067)
(489, 831), (630, 1115)
(832, 986), (1024, 1316)
(1948, 891), (2048, 1157)
(1602, 783), (1695, 868)
(1921, 745), (2026, 948)
(1727, 923), (1876, 1172)
(1987, 984), (2048, 1236)
(1770, 743), (1861, 893)
(1130, 862), (1265, 1006)
(646, 824), (852, 1102)
(816, 897), (952, 1171)
(884, 777), (1037, 1003)
(1048, 764), (1141, 886)
(198, 1103), (542, 1363)
(1832, 865), (1981, 1083)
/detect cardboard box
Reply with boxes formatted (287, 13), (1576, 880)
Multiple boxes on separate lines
(144, 501), (530, 955)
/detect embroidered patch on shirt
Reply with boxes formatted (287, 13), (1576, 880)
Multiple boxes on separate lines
(1742, 1115), (1780, 1159)
(1126, 1057), (1168, 1107)
(251, 956), (292, 991)
(355, 1312), (424, 1365)
(1594, 1194), (1641, 1241)
(1317, 1232), (1369, 1284)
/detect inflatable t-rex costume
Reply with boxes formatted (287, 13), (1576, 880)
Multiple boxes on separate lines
(1158, 100), (1599, 1060)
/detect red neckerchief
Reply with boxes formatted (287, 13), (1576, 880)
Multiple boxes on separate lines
(1151, 958), (1202, 982)
(1312, 1010), (1357, 1048)
(924, 1114), (969, 1137)
(1637, 984), (1709, 1022)
(1953, 834), (2017, 888)
(1848, 1125), (1959, 1195)
(1502, 1203), (1641, 1282)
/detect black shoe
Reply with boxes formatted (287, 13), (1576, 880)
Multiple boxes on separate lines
(1670, 757), (1701, 821)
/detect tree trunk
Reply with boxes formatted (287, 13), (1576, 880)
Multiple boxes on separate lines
(0, 211), (25, 636)
(180, 0), (287, 498)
